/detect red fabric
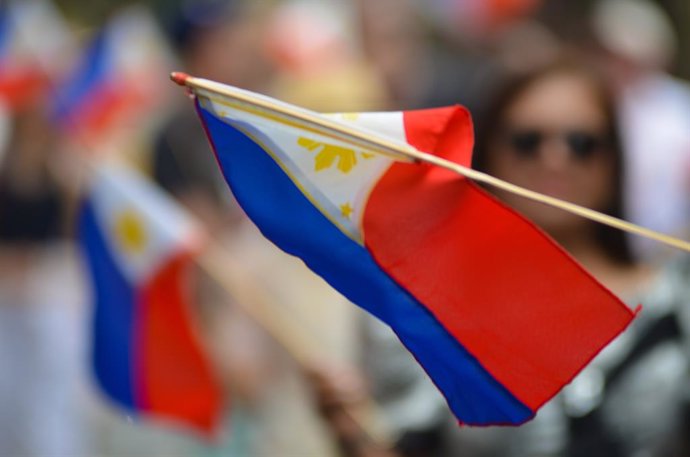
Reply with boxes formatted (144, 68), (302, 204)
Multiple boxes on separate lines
(65, 82), (148, 143)
(137, 252), (222, 435)
(0, 71), (47, 110)
(363, 106), (636, 410)
(487, 0), (542, 25)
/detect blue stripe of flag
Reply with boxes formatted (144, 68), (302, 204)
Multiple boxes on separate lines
(53, 30), (110, 120)
(78, 200), (138, 411)
(0, 3), (11, 58)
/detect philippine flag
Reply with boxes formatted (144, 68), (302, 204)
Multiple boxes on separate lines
(188, 78), (637, 426)
(78, 161), (222, 435)
(53, 5), (173, 143)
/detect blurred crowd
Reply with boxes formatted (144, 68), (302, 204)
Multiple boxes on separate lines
(1, 0), (690, 456)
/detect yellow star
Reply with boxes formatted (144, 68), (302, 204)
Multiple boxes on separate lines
(340, 203), (354, 219)
(114, 209), (147, 254)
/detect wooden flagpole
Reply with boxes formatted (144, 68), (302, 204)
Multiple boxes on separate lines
(171, 72), (690, 254)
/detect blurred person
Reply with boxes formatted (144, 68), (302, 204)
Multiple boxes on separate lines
(309, 57), (690, 457)
(146, 2), (276, 455)
(354, 0), (494, 111)
(153, 2), (348, 456)
(0, 102), (89, 456)
(153, 0), (275, 415)
(355, 0), (432, 109)
(153, 0), (272, 231)
(207, 2), (386, 454)
(355, 0), (506, 116)
(471, 57), (689, 457)
(592, 0), (690, 263)
(489, 19), (560, 75)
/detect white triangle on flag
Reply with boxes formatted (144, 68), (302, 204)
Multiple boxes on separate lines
(198, 94), (410, 244)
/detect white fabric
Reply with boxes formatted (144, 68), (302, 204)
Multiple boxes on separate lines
(89, 162), (200, 285)
(197, 90), (405, 243)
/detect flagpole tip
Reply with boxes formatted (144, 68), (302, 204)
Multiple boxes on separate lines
(170, 72), (190, 86)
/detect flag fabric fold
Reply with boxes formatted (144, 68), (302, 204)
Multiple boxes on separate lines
(78, 161), (221, 435)
(189, 80), (636, 425)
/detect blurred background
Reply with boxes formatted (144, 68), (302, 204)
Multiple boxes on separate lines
(1, 0), (690, 456)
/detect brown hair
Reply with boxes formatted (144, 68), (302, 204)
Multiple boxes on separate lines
(471, 57), (635, 265)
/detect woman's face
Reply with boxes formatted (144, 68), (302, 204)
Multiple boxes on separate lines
(486, 71), (616, 235)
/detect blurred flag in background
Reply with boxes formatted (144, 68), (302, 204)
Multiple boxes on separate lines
(53, 5), (176, 148)
(78, 161), (222, 436)
(0, 0), (74, 110)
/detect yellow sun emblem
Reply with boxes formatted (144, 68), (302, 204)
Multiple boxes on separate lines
(298, 137), (357, 173)
(114, 210), (147, 254)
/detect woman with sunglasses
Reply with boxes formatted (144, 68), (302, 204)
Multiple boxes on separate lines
(473, 57), (635, 285)
(308, 57), (690, 457)
(469, 56), (690, 457)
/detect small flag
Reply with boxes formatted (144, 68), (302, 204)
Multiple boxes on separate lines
(53, 5), (174, 144)
(186, 79), (637, 425)
(0, 0), (74, 109)
(78, 161), (222, 435)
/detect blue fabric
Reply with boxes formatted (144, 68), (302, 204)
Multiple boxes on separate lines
(53, 30), (109, 120)
(79, 200), (137, 410)
(0, 4), (9, 57)
(197, 102), (534, 425)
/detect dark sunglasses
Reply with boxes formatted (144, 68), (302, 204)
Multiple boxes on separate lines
(503, 129), (611, 162)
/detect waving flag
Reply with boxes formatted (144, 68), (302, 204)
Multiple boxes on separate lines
(78, 161), (221, 435)
(54, 5), (174, 144)
(186, 78), (636, 425)
(0, 0), (73, 109)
